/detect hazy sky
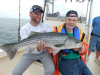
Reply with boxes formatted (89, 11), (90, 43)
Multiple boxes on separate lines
(0, 0), (100, 19)
(0, 0), (44, 19)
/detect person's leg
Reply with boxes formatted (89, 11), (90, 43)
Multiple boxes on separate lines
(59, 58), (83, 75)
(95, 51), (100, 59)
(12, 53), (36, 75)
(79, 58), (93, 75)
(72, 58), (92, 75)
(40, 52), (55, 75)
(96, 40), (100, 59)
(88, 51), (92, 57)
(88, 35), (98, 57)
(59, 59), (72, 75)
(94, 51), (100, 66)
(94, 40), (100, 65)
(59, 58), (93, 75)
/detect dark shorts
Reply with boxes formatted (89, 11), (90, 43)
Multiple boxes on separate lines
(58, 58), (93, 75)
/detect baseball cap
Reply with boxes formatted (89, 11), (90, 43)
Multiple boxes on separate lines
(30, 5), (44, 13)
(66, 10), (78, 17)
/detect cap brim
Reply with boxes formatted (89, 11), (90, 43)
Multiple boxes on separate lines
(33, 9), (44, 13)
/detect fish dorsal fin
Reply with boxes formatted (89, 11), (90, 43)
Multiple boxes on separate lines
(28, 31), (38, 37)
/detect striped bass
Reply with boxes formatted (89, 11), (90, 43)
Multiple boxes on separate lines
(0, 32), (82, 60)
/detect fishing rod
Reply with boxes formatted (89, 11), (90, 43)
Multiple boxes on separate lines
(42, 0), (47, 22)
(18, 0), (21, 41)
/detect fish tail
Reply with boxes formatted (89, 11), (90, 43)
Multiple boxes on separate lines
(0, 44), (17, 60)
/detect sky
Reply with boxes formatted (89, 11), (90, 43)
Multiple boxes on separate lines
(0, 0), (100, 19)
(0, 0), (44, 19)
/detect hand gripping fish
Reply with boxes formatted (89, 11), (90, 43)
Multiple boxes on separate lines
(0, 32), (82, 60)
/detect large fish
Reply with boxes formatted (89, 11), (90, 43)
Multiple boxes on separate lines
(0, 32), (82, 60)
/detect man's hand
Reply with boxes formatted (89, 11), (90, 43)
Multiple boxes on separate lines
(90, 35), (92, 39)
(73, 44), (85, 53)
(46, 47), (54, 54)
(37, 41), (45, 51)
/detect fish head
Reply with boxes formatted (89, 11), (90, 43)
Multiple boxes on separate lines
(64, 36), (82, 49)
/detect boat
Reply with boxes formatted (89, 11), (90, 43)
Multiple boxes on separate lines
(0, 0), (100, 75)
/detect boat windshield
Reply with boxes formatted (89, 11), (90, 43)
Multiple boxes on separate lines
(46, 0), (88, 21)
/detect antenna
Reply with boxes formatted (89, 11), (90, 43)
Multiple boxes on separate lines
(18, 0), (21, 41)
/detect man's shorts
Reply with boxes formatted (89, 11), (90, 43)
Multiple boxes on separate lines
(89, 35), (100, 51)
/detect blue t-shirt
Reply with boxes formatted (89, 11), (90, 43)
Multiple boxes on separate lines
(92, 16), (100, 36)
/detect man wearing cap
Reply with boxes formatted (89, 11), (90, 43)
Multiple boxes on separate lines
(53, 10), (92, 75)
(12, 5), (55, 75)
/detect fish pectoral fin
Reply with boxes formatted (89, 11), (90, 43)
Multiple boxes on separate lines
(53, 49), (60, 56)
(9, 49), (17, 60)
(54, 44), (64, 47)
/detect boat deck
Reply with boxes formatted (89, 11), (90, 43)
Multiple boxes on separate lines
(0, 48), (100, 75)
(86, 52), (100, 75)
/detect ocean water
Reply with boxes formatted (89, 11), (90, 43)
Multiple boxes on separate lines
(0, 18), (30, 45)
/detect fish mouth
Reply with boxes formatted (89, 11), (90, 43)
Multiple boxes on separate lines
(77, 42), (82, 48)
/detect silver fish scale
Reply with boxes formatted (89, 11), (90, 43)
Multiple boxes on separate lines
(13, 32), (68, 49)
(33, 32), (67, 43)
(12, 32), (81, 50)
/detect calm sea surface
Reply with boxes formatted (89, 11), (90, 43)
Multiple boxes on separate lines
(0, 18), (30, 45)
